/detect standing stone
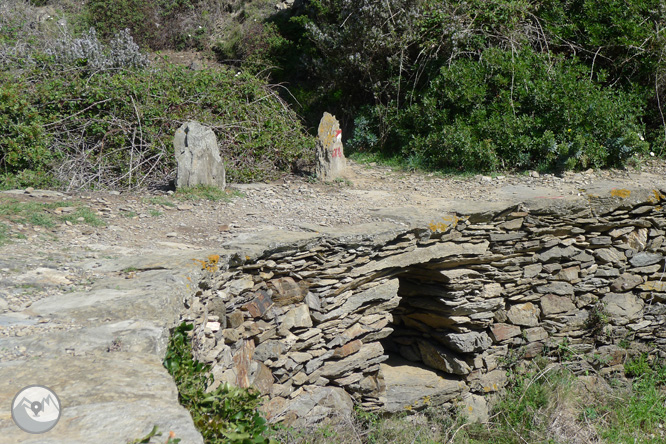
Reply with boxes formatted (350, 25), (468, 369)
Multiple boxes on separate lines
(174, 121), (226, 189)
(315, 112), (347, 181)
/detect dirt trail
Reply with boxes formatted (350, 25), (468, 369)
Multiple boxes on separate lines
(3, 160), (664, 254)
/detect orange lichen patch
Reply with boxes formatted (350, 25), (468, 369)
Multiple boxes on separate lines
(192, 254), (220, 272)
(483, 383), (499, 392)
(649, 189), (666, 203)
(428, 215), (467, 232)
(610, 188), (631, 198)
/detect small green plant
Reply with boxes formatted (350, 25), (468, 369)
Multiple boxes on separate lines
(624, 354), (653, 378)
(128, 425), (180, 444)
(0, 199), (59, 228)
(599, 355), (666, 442)
(147, 196), (175, 207)
(0, 198), (105, 230)
(122, 211), (138, 218)
(332, 177), (352, 187)
(0, 222), (8, 245)
(554, 337), (577, 362)
(175, 186), (244, 202)
(587, 302), (610, 340)
(149, 209), (163, 217)
(164, 322), (276, 444)
(61, 207), (106, 227)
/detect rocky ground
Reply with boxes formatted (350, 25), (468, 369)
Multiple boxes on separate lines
(1, 159), (666, 442)
(2, 158), (665, 354)
(4, 159), (665, 248)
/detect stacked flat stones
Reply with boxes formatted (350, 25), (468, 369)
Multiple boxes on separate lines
(181, 188), (666, 424)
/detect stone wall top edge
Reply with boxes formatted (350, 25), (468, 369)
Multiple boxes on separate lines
(205, 185), (666, 267)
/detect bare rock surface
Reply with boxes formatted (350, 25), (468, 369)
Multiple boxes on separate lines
(380, 357), (467, 412)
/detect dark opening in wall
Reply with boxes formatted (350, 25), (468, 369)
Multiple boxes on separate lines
(378, 260), (504, 411)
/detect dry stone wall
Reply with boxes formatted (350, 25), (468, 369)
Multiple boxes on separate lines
(181, 187), (666, 425)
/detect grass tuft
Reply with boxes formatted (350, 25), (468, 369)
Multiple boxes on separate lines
(174, 186), (244, 202)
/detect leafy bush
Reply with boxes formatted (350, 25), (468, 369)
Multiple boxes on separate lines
(391, 48), (648, 172)
(346, 111), (379, 153)
(0, 80), (55, 188)
(214, 21), (291, 76)
(164, 322), (276, 444)
(85, 0), (158, 48)
(84, 0), (226, 51)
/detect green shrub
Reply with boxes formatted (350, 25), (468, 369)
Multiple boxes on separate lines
(276, 0), (664, 172)
(85, 0), (158, 48)
(83, 0), (223, 51)
(0, 80), (55, 188)
(346, 112), (379, 153)
(164, 322), (276, 444)
(214, 21), (291, 76)
(598, 355), (666, 442)
(391, 48), (648, 172)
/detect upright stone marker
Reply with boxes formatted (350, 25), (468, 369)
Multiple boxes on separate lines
(315, 112), (346, 181)
(174, 121), (226, 189)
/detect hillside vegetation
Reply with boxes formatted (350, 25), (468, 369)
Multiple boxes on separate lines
(282, 0), (664, 173)
(2, 0), (666, 189)
(0, 0), (313, 189)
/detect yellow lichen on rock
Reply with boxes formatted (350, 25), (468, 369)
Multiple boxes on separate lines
(610, 188), (631, 198)
(192, 254), (220, 272)
(649, 189), (666, 203)
(428, 215), (467, 232)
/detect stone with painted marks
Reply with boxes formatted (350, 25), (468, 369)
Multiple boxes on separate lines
(315, 112), (347, 181)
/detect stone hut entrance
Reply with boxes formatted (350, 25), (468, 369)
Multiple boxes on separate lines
(378, 259), (505, 413)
